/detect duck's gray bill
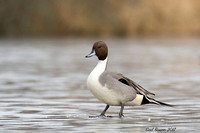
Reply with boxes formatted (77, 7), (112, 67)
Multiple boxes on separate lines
(85, 50), (95, 58)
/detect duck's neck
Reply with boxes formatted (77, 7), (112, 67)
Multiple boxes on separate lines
(92, 57), (108, 75)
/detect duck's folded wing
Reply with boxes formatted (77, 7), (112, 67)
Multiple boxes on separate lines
(110, 72), (155, 96)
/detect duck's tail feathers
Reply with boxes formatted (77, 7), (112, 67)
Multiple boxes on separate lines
(142, 96), (174, 107)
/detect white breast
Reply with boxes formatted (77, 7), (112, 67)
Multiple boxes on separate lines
(87, 58), (120, 106)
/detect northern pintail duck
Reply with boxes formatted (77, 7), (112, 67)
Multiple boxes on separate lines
(85, 41), (172, 118)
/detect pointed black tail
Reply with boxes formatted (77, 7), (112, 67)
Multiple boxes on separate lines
(142, 96), (174, 107)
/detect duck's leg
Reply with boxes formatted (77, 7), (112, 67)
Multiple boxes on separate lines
(119, 103), (124, 118)
(89, 105), (110, 118)
(100, 104), (110, 116)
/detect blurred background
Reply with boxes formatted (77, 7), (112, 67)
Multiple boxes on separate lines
(1, 0), (200, 38)
(1, 0), (200, 132)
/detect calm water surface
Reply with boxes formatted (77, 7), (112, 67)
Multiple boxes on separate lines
(0, 38), (200, 133)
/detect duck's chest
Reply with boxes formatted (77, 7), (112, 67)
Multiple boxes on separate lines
(87, 71), (120, 105)
(87, 58), (107, 94)
(86, 58), (121, 105)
